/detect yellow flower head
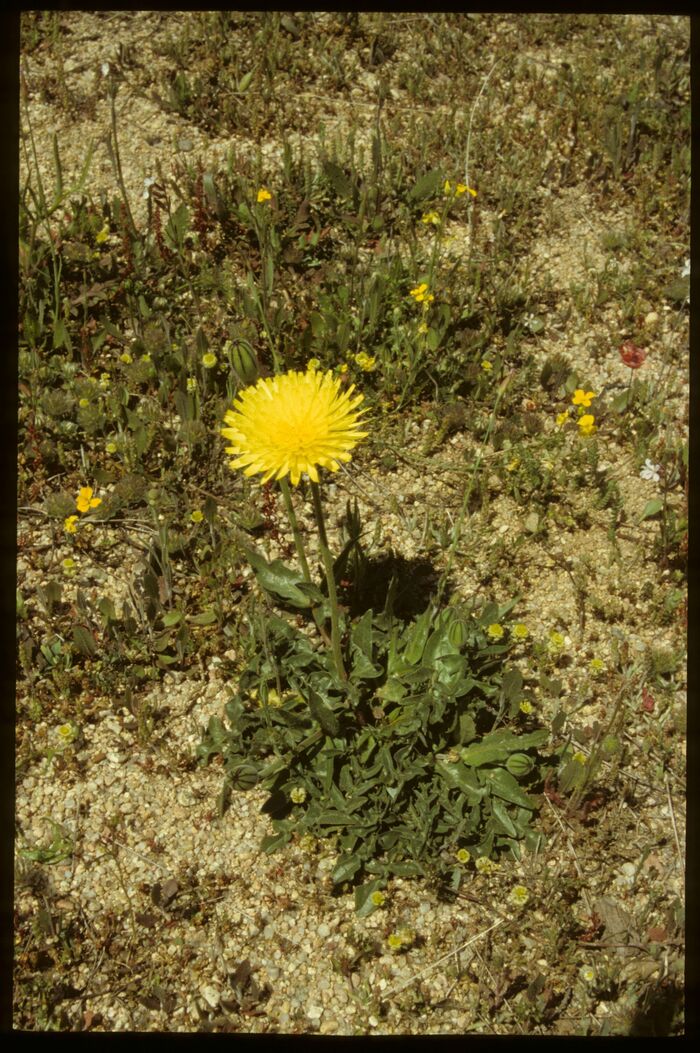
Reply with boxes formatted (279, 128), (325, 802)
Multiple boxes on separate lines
(64, 515), (79, 534)
(221, 368), (368, 487)
(486, 622), (504, 640)
(76, 487), (102, 513)
(421, 210), (441, 226)
(95, 223), (110, 244)
(202, 352), (217, 369)
(257, 187), (272, 203)
(577, 414), (597, 436)
(354, 351), (377, 372)
(190, 509), (204, 523)
(556, 409), (571, 427)
(409, 282), (434, 304)
(481, 359), (493, 372)
(572, 389), (596, 407)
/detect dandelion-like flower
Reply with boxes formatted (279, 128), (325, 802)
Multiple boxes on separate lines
(509, 884), (530, 907)
(222, 368), (368, 486)
(257, 187), (272, 203)
(486, 623), (505, 640)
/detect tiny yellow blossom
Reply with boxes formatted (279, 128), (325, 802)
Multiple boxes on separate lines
(572, 750), (587, 765)
(387, 933), (404, 950)
(354, 351), (377, 372)
(57, 723), (76, 741)
(202, 353), (217, 369)
(548, 630), (565, 651)
(572, 389), (596, 407)
(76, 487), (101, 513)
(506, 457), (520, 472)
(512, 623), (529, 640)
(370, 890), (386, 906)
(338, 363), (349, 374)
(257, 187), (272, 203)
(577, 414), (597, 436)
(409, 283), (434, 304)
(99, 372), (111, 389)
(509, 885), (530, 907)
(61, 557), (76, 574)
(589, 657), (605, 674)
(519, 700), (534, 715)
(187, 377), (198, 393)
(486, 623), (505, 640)
(64, 515), (79, 534)
(307, 358), (321, 371)
(417, 321), (429, 335)
(120, 352), (133, 365)
(95, 223), (110, 244)
(475, 856), (499, 874)
(455, 848), (471, 864)
(481, 359), (493, 372)
(190, 510), (204, 523)
(290, 786), (307, 804)
(421, 210), (441, 226)
(580, 965), (596, 983)
(79, 397), (90, 408)
(106, 442), (118, 454)
(556, 409), (570, 427)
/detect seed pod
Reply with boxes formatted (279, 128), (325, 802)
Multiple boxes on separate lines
(447, 619), (468, 649)
(231, 342), (259, 386)
(505, 752), (534, 777)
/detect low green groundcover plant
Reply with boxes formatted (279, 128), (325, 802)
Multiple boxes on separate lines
(198, 365), (548, 913)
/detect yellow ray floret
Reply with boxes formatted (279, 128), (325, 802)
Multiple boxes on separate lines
(221, 367), (368, 486)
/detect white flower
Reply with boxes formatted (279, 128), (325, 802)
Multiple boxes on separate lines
(101, 62), (110, 77)
(640, 459), (661, 483)
(681, 259), (690, 279)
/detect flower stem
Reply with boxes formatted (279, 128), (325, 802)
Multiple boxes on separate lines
(278, 478), (332, 649)
(310, 480), (347, 681)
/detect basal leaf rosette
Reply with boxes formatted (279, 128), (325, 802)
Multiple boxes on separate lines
(221, 368), (368, 486)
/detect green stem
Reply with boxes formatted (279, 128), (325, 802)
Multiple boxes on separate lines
(310, 480), (347, 682)
(278, 479), (332, 649)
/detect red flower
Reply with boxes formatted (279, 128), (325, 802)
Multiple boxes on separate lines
(619, 341), (647, 369)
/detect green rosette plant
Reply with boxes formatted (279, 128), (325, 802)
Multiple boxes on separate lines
(198, 365), (549, 913)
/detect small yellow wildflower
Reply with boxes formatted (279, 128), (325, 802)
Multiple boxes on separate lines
(290, 786), (307, 804)
(338, 363), (349, 374)
(354, 351), (377, 372)
(417, 321), (429, 335)
(79, 397), (90, 408)
(421, 210), (441, 225)
(577, 414), (597, 436)
(589, 657), (605, 674)
(548, 630), (565, 651)
(486, 623), (505, 640)
(455, 848), (471, 864)
(307, 358), (321, 371)
(202, 353), (217, 369)
(95, 223), (110, 244)
(120, 352), (133, 365)
(572, 750), (587, 765)
(187, 377), (198, 393)
(475, 856), (499, 874)
(387, 933), (404, 951)
(64, 515), (79, 534)
(190, 510), (204, 523)
(57, 723), (76, 741)
(444, 180), (474, 197)
(409, 283), (434, 304)
(519, 700), (534, 715)
(572, 389), (596, 408)
(106, 442), (118, 454)
(298, 833), (316, 852)
(76, 487), (101, 513)
(257, 187), (272, 203)
(142, 353), (152, 363)
(481, 359), (493, 372)
(556, 409), (570, 427)
(506, 457), (520, 472)
(580, 965), (596, 984)
(370, 890), (386, 907)
(61, 557), (76, 575)
(512, 623), (529, 640)
(99, 372), (111, 389)
(509, 884), (530, 907)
